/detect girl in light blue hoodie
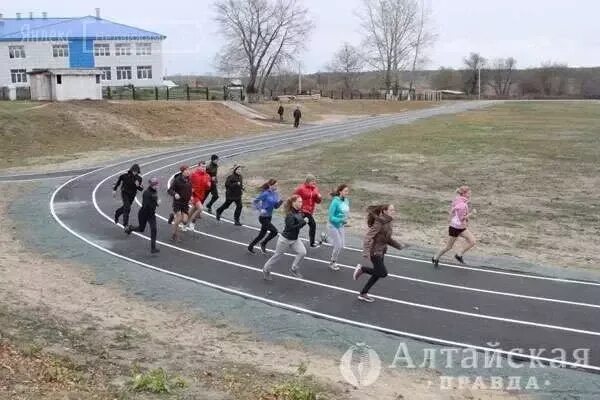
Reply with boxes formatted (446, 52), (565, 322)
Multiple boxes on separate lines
(327, 184), (350, 271)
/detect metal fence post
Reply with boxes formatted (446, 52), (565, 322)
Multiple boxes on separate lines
(155, 87), (158, 100)
(166, 87), (169, 100)
(186, 85), (190, 101)
(206, 87), (209, 100)
(132, 86), (136, 100)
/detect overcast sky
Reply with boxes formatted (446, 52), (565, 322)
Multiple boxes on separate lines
(3, 0), (599, 75)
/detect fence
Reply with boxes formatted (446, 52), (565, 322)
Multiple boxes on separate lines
(102, 85), (229, 101)
(0, 87), (32, 100)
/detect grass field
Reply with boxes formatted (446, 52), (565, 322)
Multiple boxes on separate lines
(242, 101), (600, 270)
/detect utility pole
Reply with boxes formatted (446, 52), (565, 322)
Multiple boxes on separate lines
(298, 61), (302, 94)
(478, 65), (481, 100)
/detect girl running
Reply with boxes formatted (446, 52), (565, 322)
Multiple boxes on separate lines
(293, 174), (322, 247)
(113, 163), (143, 227)
(248, 179), (283, 254)
(327, 184), (350, 271)
(262, 195), (308, 280)
(432, 186), (477, 267)
(353, 204), (405, 303)
(216, 165), (244, 226)
(125, 177), (160, 253)
(187, 161), (212, 231)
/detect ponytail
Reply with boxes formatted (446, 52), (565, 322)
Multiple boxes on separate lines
(260, 178), (277, 192)
(284, 195), (301, 214)
(366, 204), (390, 227)
(330, 184), (348, 198)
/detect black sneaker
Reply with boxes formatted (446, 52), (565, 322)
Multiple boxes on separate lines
(455, 254), (465, 264)
(167, 213), (174, 224)
(247, 245), (255, 254)
(124, 226), (133, 235)
(310, 243), (320, 248)
(114, 214), (119, 225)
(234, 221), (242, 226)
(260, 243), (267, 254)
(289, 268), (303, 279)
(151, 248), (160, 254)
(215, 211), (221, 221)
(432, 257), (439, 268)
(206, 207), (212, 214)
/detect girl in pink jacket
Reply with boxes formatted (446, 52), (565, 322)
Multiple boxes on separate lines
(432, 186), (477, 267)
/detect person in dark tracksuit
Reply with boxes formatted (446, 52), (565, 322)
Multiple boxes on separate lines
(113, 163), (143, 227)
(216, 164), (244, 226)
(353, 204), (406, 303)
(277, 104), (284, 122)
(204, 154), (220, 213)
(248, 179), (283, 254)
(167, 165), (193, 241)
(125, 177), (160, 253)
(293, 106), (302, 128)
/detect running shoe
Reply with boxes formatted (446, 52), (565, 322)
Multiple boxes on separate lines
(455, 254), (465, 264)
(289, 267), (303, 279)
(114, 214), (119, 225)
(151, 248), (160, 254)
(215, 211), (221, 221)
(206, 207), (212, 214)
(259, 243), (268, 255)
(124, 226), (133, 235)
(353, 264), (363, 280)
(234, 221), (243, 226)
(357, 294), (375, 303)
(247, 245), (255, 254)
(432, 257), (439, 268)
(262, 268), (272, 281)
(310, 243), (320, 248)
(329, 262), (340, 271)
(187, 222), (195, 231)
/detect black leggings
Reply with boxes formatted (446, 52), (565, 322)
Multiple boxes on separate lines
(360, 255), (388, 295)
(304, 213), (317, 245)
(249, 216), (278, 248)
(205, 185), (219, 209)
(217, 198), (242, 222)
(130, 210), (157, 250)
(115, 192), (136, 226)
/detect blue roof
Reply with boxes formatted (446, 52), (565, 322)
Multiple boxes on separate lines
(0, 16), (165, 41)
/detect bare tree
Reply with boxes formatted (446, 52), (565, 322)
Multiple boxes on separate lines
(359, 0), (419, 92)
(328, 43), (364, 91)
(487, 57), (517, 97)
(536, 62), (569, 96)
(431, 67), (462, 90)
(463, 52), (486, 95)
(214, 0), (313, 96)
(408, 0), (436, 97)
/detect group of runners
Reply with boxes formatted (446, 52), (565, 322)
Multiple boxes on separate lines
(113, 158), (477, 303)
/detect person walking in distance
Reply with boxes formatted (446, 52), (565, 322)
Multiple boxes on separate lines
(432, 186), (477, 267)
(294, 174), (322, 247)
(125, 177), (161, 253)
(277, 104), (285, 122)
(327, 184), (350, 271)
(113, 163), (143, 227)
(204, 154), (220, 214)
(167, 165), (192, 242)
(262, 195), (308, 280)
(248, 179), (283, 254)
(187, 161), (212, 231)
(293, 106), (302, 128)
(216, 164), (244, 226)
(353, 204), (405, 303)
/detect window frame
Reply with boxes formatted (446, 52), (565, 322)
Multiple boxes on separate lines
(10, 69), (27, 83)
(52, 44), (69, 58)
(98, 67), (112, 81)
(136, 43), (152, 56)
(136, 65), (153, 80)
(9, 45), (26, 59)
(116, 66), (132, 80)
(94, 43), (111, 57)
(115, 43), (132, 56)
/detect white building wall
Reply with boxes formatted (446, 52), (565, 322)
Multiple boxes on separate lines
(0, 41), (70, 87)
(29, 73), (52, 100)
(53, 75), (102, 101)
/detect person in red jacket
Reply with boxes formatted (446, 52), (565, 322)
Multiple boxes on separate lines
(187, 161), (212, 231)
(293, 174), (322, 247)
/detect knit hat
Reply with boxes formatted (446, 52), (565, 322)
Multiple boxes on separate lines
(211, 154), (219, 161)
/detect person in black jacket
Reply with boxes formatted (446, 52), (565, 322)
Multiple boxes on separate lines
(167, 165), (192, 241)
(125, 177), (161, 253)
(277, 104), (284, 122)
(215, 164), (244, 226)
(113, 163), (143, 227)
(204, 154), (220, 213)
(293, 106), (301, 128)
(262, 194), (308, 280)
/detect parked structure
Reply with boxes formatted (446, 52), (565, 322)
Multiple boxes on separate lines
(28, 68), (102, 100)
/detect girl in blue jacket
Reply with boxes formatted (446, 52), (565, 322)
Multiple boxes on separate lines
(248, 179), (283, 254)
(328, 184), (350, 270)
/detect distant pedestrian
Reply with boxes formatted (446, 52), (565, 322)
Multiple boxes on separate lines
(353, 204), (405, 303)
(432, 186), (477, 267)
(187, 161), (212, 231)
(167, 165), (192, 242)
(204, 154), (220, 214)
(248, 179), (283, 254)
(125, 177), (160, 254)
(277, 104), (285, 122)
(293, 106), (302, 128)
(262, 195), (308, 280)
(216, 164), (244, 226)
(113, 163), (143, 227)
(328, 184), (350, 271)
(294, 174), (322, 247)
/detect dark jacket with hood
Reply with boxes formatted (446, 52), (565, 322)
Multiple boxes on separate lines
(206, 161), (219, 184)
(141, 187), (159, 214)
(363, 213), (404, 258)
(282, 209), (307, 241)
(114, 167), (143, 195)
(168, 172), (192, 204)
(224, 170), (244, 200)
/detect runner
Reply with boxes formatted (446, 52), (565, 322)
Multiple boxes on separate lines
(262, 195), (308, 280)
(216, 164), (244, 226)
(187, 161), (212, 231)
(353, 204), (405, 303)
(293, 174), (322, 247)
(125, 177), (160, 253)
(113, 163), (143, 227)
(327, 184), (350, 271)
(293, 106), (302, 128)
(167, 165), (192, 242)
(248, 179), (283, 254)
(432, 186), (477, 267)
(204, 154), (220, 214)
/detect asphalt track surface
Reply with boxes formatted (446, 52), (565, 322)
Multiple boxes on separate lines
(49, 102), (600, 373)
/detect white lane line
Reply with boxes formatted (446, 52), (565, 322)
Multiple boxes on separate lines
(51, 175), (600, 372)
(92, 172), (600, 337)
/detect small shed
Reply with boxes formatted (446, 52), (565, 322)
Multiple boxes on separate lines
(27, 69), (103, 101)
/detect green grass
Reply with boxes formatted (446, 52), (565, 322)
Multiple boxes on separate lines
(130, 367), (187, 394)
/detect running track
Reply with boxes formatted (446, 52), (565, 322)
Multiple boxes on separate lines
(49, 102), (600, 372)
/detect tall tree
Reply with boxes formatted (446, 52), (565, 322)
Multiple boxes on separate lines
(463, 52), (486, 96)
(408, 0), (436, 97)
(487, 57), (516, 97)
(328, 43), (365, 91)
(214, 0), (313, 96)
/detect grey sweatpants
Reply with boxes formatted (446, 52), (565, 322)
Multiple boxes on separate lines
(328, 224), (345, 262)
(263, 235), (307, 272)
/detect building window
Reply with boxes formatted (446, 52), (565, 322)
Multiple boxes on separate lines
(116, 66), (132, 80)
(137, 66), (153, 80)
(136, 43), (152, 56)
(96, 75), (101, 84)
(9, 45), (26, 59)
(56, 75), (62, 85)
(115, 44), (131, 56)
(94, 43), (110, 56)
(10, 69), (27, 83)
(52, 44), (69, 57)
(98, 67), (112, 81)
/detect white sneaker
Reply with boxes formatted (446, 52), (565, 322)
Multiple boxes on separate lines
(178, 223), (185, 230)
(353, 264), (363, 280)
(329, 262), (340, 271)
(187, 222), (196, 231)
(358, 294), (375, 303)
